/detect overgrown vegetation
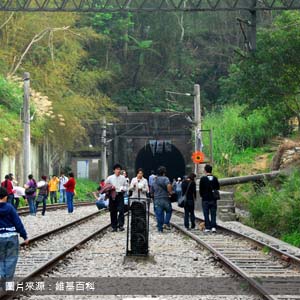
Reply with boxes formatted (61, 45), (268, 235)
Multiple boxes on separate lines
(202, 105), (279, 176)
(74, 179), (98, 201)
(237, 171), (300, 247)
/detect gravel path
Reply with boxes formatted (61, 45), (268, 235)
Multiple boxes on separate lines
(21, 216), (262, 300)
(20, 205), (99, 241)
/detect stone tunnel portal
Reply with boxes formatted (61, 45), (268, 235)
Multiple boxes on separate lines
(135, 143), (186, 181)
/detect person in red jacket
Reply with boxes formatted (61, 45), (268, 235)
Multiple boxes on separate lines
(1, 175), (14, 205)
(64, 172), (76, 213)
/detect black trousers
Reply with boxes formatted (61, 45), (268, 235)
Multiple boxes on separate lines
(109, 193), (125, 229)
(202, 200), (217, 229)
(184, 200), (195, 229)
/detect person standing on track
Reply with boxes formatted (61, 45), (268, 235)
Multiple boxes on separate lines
(13, 186), (25, 210)
(199, 164), (220, 233)
(105, 164), (127, 232)
(59, 172), (68, 204)
(151, 166), (173, 232)
(175, 177), (183, 201)
(122, 170), (130, 207)
(130, 168), (149, 199)
(24, 174), (37, 216)
(48, 175), (59, 204)
(64, 172), (76, 214)
(181, 173), (197, 230)
(0, 186), (29, 281)
(1, 175), (14, 205)
(36, 175), (49, 216)
(148, 170), (156, 190)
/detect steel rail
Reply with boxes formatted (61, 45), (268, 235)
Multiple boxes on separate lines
(20, 209), (107, 246)
(0, 209), (111, 300)
(150, 209), (300, 300)
(169, 220), (275, 300)
(173, 208), (300, 266)
(17, 201), (95, 216)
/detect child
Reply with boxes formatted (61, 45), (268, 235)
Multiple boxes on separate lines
(0, 187), (29, 280)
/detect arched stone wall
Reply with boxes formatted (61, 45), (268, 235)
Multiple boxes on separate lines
(108, 111), (193, 179)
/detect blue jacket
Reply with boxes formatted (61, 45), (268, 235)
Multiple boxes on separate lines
(0, 202), (28, 240)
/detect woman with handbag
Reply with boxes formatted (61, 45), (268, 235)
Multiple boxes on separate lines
(36, 175), (49, 216)
(181, 173), (197, 230)
(24, 174), (37, 216)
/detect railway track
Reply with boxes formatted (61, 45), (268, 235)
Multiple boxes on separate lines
(170, 208), (300, 300)
(3, 202), (300, 299)
(17, 201), (94, 216)
(0, 209), (111, 299)
(17, 215), (262, 300)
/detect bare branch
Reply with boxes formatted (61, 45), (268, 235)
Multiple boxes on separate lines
(171, 0), (186, 42)
(0, 12), (14, 31)
(9, 26), (70, 76)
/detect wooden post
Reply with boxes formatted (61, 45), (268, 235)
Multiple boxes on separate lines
(23, 72), (31, 184)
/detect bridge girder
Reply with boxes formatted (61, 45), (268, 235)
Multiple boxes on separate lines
(0, 0), (299, 12)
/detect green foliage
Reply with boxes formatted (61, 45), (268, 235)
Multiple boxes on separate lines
(246, 170), (300, 244)
(203, 105), (280, 173)
(282, 232), (300, 248)
(247, 187), (282, 235)
(0, 74), (49, 152)
(0, 106), (22, 154)
(219, 11), (300, 132)
(74, 178), (98, 201)
(0, 76), (23, 112)
(0, 12), (115, 153)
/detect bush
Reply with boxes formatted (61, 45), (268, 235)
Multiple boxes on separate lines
(246, 170), (300, 246)
(75, 178), (99, 201)
(282, 232), (300, 248)
(247, 188), (282, 236)
(203, 105), (281, 173)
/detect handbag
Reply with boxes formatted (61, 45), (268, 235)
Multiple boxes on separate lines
(25, 186), (36, 195)
(212, 189), (220, 201)
(169, 192), (177, 203)
(178, 182), (191, 208)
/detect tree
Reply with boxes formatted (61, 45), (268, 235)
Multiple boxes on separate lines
(219, 11), (300, 131)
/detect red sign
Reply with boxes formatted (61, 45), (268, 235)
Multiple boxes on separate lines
(192, 151), (205, 164)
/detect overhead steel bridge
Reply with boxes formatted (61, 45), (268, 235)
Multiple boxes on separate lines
(0, 0), (299, 12)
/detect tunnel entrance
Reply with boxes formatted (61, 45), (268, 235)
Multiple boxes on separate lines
(135, 143), (185, 181)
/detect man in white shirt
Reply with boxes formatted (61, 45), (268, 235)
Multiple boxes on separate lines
(105, 164), (127, 232)
(59, 172), (68, 204)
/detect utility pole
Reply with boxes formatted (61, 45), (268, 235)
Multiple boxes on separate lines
(23, 72), (31, 184)
(101, 117), (108, 180)
(194, 84), (202, 175)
